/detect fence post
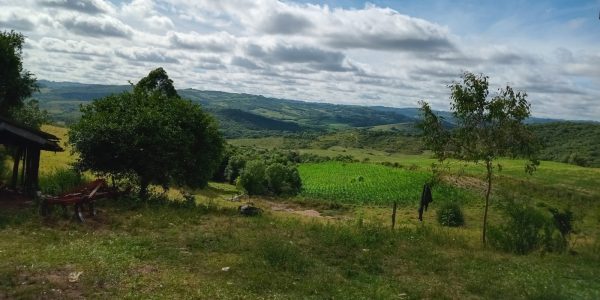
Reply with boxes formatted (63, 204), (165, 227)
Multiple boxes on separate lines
(391, 201), (398, 229)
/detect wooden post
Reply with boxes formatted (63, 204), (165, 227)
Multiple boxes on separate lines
(391, 201), (398, 229)
(11, 147), (23, 188)
(29, 148), (41, 193)
(20, 148), (27, 186)
(25, 147), (33, 192)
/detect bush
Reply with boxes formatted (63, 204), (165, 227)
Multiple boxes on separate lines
(436, 202), (465, 227)
(489, 202), (566, 254)
(225, 154), (247, 184)
(265, 163), (302, 196)
(238, 160), (268, 195)
(39, 168), (85, 196)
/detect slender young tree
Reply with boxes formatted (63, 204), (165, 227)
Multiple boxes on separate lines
(419, 72), (539, 244)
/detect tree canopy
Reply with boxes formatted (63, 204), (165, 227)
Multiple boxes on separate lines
(0, 30), (37, 116)
(69, 68), (224, 199)
(419, 72), (539, 244)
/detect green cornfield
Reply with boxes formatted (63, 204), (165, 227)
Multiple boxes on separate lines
(298, 162), (432, 205)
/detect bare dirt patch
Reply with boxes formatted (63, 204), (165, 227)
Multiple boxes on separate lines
(265, 201), (330, 218)
(442, 175), (486, 194)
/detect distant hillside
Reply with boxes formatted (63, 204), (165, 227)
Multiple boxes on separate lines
(34, 80), (564, 134)
(371, 106), (561, 125)
(36, 80), (131, 123)
(35, 81), (416, 137)
(31, 80), (600, 168)
(530, 122), (600, 167)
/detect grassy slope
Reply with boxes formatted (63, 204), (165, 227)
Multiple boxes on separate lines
(1, 200), (598, 299)
(0, 125), (598, 298)
(39, 125), (73, 175)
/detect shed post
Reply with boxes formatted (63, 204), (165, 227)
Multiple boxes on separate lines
(11, 147), (23, 188)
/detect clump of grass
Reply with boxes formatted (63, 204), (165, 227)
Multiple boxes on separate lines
(257, 237), (310, 274)
(437, 202), (465, 227)
(38, 168), (85, 195)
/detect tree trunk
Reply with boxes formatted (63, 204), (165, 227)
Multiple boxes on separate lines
(139, 178), (150, 202)
(482, 161), (493, 245)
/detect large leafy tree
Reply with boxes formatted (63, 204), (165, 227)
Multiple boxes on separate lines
(419, 72), (539, 244)
(0, 30), (37, 116)
(69, 68), (224, 199)
(8, 100), (49, 129)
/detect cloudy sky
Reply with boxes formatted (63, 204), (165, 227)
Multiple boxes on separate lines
(1, 0), (599, 120)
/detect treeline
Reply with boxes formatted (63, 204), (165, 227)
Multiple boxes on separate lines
(281, 128), (424, 154)
(530, 122), (600, 167)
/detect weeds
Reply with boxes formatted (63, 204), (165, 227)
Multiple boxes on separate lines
(38, 168), (85, 196)
(437, 202), (465, 227)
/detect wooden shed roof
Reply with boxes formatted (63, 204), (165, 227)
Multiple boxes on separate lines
(0, 117), (63, 151)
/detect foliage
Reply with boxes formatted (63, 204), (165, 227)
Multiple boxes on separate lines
(38, 168), (85, 196)
(236, 158), (302, 196)
(225, 154), (248, 184)
(436, 202), (465, 227)
(133, 67), (179, 99)
(548, 207), (574, 245)
(419, 71), (539, 244)
(0, 30), (37, 116)
(69, 68), (224, 199)
(7, 99), (49, 129)
(237, 160), (268, 196)
(488, 201), (566, 254)
(285, 128), (424, 154)
(265, 163), (302, 196)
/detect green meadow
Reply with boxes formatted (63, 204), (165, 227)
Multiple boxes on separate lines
(0, 126), (599, 298)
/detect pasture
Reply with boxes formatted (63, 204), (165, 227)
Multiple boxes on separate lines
(0, 125), (599, 298)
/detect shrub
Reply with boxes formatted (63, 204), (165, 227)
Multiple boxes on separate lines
(225, 155), (247, 184)
(39, 168), (85, 196)
(488, 201), (566, 254)
(238, 160), (268, 195)
(265, 163), (302, 196)
(436, 202), (465, 227)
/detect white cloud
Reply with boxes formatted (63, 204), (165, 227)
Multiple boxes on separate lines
(39, 37), (109, 56)
(59, 14), (133, 38)
(167, 31), (237, 52)
(39, 0), (114, 15)
(0, 0), (597, 120)
(115, 47), (179, 63)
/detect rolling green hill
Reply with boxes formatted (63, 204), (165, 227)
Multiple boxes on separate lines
(35, 80), (416, 137)
(32, 80), (599, 167)
(530, 122), (600, 167)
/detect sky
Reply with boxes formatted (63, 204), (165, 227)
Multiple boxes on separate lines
(1, 0), (599, 120)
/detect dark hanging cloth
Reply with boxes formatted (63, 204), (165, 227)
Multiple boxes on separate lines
(418, 183), (433, 221)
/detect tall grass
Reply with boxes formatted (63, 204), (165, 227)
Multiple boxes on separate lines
(38, 168), (86, 195)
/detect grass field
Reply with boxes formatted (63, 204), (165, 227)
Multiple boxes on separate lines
(1, 199), (599, 299)
(1, 126), (599, 298)
(39, 125), (74, 175)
